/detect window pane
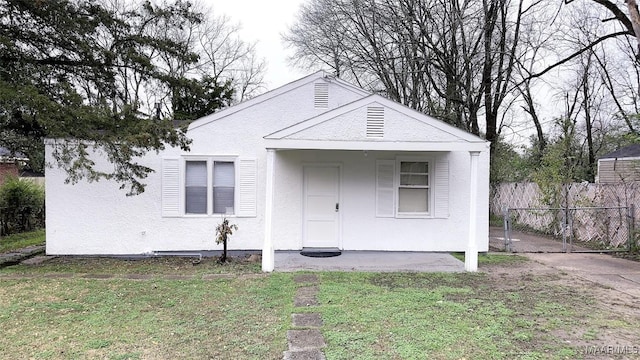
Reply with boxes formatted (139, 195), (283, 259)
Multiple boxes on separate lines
(398, 188), (428, 213)
(213, 162), (235, 214)
(400, 162), (428, 173)
(186, 186), (207, 214)
(186, 161), (207, 214)
(400, 174), (428, 186)
(214, 162), (235, 186)
(213, 187), (234, 214)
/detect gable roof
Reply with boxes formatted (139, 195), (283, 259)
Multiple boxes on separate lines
(265, 94), (488, 152)
(600, 144), (640, 159)
(188, 70), (370, 131)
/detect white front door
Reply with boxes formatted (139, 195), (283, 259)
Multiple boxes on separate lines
(303, 165), (340, 248)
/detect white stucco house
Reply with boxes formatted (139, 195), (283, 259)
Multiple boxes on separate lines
(45, 71), (490, 271)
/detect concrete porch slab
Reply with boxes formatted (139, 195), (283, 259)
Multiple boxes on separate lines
(274, 251), (464, 272)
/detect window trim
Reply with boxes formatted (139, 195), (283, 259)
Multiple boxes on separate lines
(395, 156), (433, 218)
(183, 156), (238, 217)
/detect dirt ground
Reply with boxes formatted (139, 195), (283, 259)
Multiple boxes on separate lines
(484, 253), (640, 359)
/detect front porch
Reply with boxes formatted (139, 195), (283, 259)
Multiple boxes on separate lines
(274, 251), (465, 272)
(261, 148), (487, 273)
(259, 94), (489, 273)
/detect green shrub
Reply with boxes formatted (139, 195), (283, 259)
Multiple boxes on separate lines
(0, 176), (45, 235)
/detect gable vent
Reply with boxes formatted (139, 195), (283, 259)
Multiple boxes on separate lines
(366, 106), (384, 138)
(314, 82), (329, 109)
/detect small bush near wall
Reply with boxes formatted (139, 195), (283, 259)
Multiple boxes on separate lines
(0, 176), (45, 236)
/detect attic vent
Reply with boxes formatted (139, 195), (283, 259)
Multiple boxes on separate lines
(366, 106), (384, 138)
(314, 82), (329, 109)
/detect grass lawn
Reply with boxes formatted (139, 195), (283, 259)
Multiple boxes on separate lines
(1, 255), (638, 359)
(451, 252), (528, 265)
(0, 261), (294, 359)
(0, 229), (45, 253)
(317, 272), (585, 359)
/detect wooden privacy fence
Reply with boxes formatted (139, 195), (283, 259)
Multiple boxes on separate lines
(490, 182), (640, 248)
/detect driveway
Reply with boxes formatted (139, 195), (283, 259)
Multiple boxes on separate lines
(525, 253), (640, 298)
(489, 226), (591, 253)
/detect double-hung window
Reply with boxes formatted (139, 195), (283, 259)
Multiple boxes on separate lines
(376, 157), (447, 219)
(185, 159), (235, 215)
(398, 161), (430, 215)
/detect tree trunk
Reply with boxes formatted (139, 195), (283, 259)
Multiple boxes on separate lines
(626, 0), (640, 61)
(222, 237), (228, 263)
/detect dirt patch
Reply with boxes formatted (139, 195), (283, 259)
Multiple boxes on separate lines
(482, 260), (640, 354)
(294, 274), (319, 284)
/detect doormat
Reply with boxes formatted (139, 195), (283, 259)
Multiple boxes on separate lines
(300, 248), (342, 258)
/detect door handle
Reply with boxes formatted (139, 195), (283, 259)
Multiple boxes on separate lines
(335, 203), (339, 212)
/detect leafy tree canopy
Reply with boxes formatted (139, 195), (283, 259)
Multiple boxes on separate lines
(0, 0), (236, 195)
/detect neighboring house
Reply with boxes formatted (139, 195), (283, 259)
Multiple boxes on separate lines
(20, 169), (45, 187)
(597, 144), (640, 184)
(0, 147), (27, 186)
(45, 72), (490, 271)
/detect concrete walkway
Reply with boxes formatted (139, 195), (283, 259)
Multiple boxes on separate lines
(525, 253), (640, 298)
(284, 274), (326, 360)
(274, 251), (465, 272)
(0, 245), (45, 268)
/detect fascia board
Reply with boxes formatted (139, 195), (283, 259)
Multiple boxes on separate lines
(265, 139), (489, 152)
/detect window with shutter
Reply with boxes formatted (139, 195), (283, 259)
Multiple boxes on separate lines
(375, 156), (449, 219)
(164, 156), (256, 218)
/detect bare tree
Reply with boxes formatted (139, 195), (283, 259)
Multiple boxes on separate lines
(196, 13), (267, 102)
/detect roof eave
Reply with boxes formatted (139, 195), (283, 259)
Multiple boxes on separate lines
(265, 139), (489, 152)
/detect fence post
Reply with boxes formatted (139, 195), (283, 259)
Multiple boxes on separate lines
(563, 184), (569, 253)
(503, 207), (511, 252)
(629, 204), (636, 252)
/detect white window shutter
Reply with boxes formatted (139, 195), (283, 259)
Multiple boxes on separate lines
(237, 158), (257, 217)
(376, 160), (395, 217)
(161, 158), (180, 217)
(434, 159), (449, 218)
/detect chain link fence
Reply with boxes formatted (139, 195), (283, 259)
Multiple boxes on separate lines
(491, 182), (639, 251)
(502, 206), (634, 252)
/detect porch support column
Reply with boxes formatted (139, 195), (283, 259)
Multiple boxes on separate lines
(465, 151), (480, 272)
(262, 149), (275, 272)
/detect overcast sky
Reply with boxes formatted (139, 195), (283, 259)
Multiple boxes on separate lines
(205, 0), (308, 90)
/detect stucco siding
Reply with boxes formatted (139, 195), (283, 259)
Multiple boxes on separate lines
(46, 146), (489, 254)
(285, 105), (461, 142)
(45, 148), (265, 255)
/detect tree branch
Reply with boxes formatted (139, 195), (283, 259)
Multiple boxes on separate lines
(525, 31), (632, 81)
